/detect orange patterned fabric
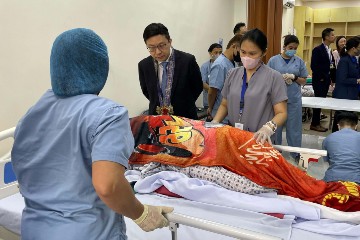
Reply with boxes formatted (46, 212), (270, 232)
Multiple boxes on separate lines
(129, 115), (360, 211)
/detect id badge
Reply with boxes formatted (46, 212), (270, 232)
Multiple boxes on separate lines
(235, 122), (244, 130)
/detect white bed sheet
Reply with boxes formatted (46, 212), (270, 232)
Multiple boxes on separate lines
(0, 172), (360, 240)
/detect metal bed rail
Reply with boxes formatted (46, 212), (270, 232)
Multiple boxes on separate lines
(165, 212), (282, 240)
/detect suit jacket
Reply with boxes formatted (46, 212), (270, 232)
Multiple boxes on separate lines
(311, 43), (336, 83)
(333, 55), (360, 100)
(138, 49), (203, 119)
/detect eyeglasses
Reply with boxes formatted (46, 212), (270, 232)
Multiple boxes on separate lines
(146, 43), (168, 53)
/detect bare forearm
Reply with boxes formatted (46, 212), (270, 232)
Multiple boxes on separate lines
(92, 161), (144, 220)
(213, 99), (228, 123)
(272, 112), (287, 127)
(207, 87), (218, 110)
(272, 101), (287, 127)
(296, 77), (306, 86)
(203, 82), (210, 91)
(97, 176), (144, 220)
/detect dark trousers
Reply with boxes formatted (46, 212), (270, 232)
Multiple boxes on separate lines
(311, 80), (330, 126)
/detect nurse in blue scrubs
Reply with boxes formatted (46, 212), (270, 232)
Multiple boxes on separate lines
(268, 35), (308, 161)
(11, 28), (172, 240)
(200, 43), (222, 109)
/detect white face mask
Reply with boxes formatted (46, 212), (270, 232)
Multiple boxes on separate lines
(211, 54), (220, 60)
(241, 56), (261, 70)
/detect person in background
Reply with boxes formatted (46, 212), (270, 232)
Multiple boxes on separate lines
(11, 28), (173, 240)
(268, 35), (308, 162)
(200, 43), (222, 112)
(233, 23), (246, 67)
(138, 23), (203, 119)
(207, 35), (243, 122)
(323, 112), (360, 184)
(310, 28), (336, 132)
(331, 37), (360, 132)
(233, 22), (247, 35)
(212, 28), (287, 144)
(333, 36), (346, 68)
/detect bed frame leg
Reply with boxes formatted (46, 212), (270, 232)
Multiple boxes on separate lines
(169, 222), (179, 240)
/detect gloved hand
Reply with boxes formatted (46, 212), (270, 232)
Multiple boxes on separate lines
(134, 205), (174, 232)
(282, 73), (295, 85)
(253, 124), (274, 145)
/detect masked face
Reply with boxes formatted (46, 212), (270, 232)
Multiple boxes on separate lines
(283, 43), (298, 58)
(285, 49), (296, 57)
(239, 40), (265, 70)
(209, 47), (222, 61)
(211, 54), (220, 61)
(240, 56), (261, 70)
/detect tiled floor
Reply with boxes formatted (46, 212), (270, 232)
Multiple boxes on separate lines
(302, 109), (333, 137)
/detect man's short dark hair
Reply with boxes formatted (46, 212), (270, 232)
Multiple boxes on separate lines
(143, 23), (171, 42)
(208, 43), (222, 52)
(283, 35), (299, 46)
(233, 22), (246, 35)
(226, 34), (243, 49)
(322, 28), (334, 41)
(337, 112), (359, 127)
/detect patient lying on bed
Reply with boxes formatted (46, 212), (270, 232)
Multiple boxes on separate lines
(129, 115), (360, 212)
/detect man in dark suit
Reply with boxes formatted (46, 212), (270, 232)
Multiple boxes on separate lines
(310, 28), (336, 132)
(138, 23), (203, 119)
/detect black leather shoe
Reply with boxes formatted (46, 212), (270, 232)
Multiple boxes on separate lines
(320, 114), (328, 120)
(310, 124), (328, 132)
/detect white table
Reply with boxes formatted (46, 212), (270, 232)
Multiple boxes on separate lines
(302, 97), (360, 129)
(302, 97), (360, 112)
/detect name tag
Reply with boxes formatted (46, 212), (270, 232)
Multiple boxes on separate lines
(235, 122), (244, 130)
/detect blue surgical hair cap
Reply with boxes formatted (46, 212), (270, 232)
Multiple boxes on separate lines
(50, 28), (109, 97)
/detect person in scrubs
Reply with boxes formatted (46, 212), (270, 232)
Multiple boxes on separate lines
(268, 35), (308, 161)
(207, 34), (243, 122)
(11, 28), (173, 240)
(200, 43), (222, 110)
(212, 28), (288, 144)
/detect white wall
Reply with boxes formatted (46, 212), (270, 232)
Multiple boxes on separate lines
(282, 7), (295, 46)
(0, 0), (239, 133)
(234, 0), (248, 28)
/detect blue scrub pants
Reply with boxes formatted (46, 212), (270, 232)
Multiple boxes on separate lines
(275, 98), (302, 159)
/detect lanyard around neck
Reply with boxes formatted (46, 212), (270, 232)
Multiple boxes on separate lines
(240, 69), (247, 114)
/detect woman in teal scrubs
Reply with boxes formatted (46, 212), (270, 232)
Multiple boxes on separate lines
(268, 35), (308, 161)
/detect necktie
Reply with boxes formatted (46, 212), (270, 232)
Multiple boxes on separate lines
(161, 62), (168, 96)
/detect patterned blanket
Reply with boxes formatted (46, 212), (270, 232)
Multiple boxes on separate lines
(129, 115), (360, 211)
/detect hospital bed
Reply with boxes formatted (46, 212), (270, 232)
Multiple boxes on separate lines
(0, 127), (359, 240)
